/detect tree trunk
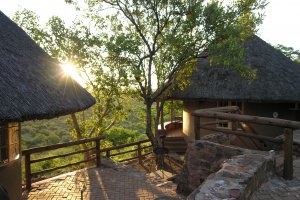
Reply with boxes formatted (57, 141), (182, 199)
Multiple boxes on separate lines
(145, 102), (158, 148)
(70, 114), (91, 165)
(154, 100), (165, 147)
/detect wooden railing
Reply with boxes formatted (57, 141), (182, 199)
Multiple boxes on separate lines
(22, 137), (152, 191)
(101, 139), (152, 163)
(22, 136), (103, 190)
(192, 106), (300, 180)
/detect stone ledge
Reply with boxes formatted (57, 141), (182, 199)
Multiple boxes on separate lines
(187, 153), (275, 200)
(176, 140), (258, 195)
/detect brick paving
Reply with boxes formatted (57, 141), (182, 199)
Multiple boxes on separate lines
(251, 159), (300, 200)
(23, 163), (184, 200)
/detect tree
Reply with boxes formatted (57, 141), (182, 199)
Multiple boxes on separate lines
(13, 9), (130, 149)
(66, 0), (266, 147)
(275, 44), (300, 63)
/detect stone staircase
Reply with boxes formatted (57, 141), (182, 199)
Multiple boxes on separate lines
(163, 136), (187, 153)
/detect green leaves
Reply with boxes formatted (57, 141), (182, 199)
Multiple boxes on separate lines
(16, 0), (267, 145)
(275, 44), (300, 61)
(13, 8), (131, 140)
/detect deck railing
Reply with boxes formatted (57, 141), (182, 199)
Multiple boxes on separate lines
(192, 106), (300, 180)
(102, 139), (152, 163)
(22, 137), (152, 191)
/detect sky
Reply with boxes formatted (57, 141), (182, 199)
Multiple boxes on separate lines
(0, 0), (300, 51)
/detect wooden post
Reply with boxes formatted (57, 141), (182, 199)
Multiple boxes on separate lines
(283, 128), (293, 180)
(170, 100), (174, 122)
(95, 139), (101, 167)
(160, 100), (165, 134)
(194, 116), (201, 140)
(138, 143), (142, 164)
(106, 150), (110, 158)
(25, 153), (31, 190)
(230, 120), (238, 144)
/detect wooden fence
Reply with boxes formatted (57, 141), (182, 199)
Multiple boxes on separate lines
(22, 137), (152, 190)
(192, 106), (300, 180)
(102, 139), (152, 163)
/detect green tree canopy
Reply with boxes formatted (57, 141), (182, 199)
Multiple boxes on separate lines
(275, 44), (300, 63)
(65, 0), (266, 147)
(13, 9), (130, 141)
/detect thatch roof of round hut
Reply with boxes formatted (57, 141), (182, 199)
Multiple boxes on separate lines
(172, 35), (300, 103)
(0, 11), (95, 122)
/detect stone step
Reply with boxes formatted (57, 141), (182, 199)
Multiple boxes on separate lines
(164, 141), (187, 146)
(164, 136), (186, 141)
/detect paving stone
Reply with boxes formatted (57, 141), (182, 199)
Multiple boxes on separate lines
(23, 166), (184, 200)
(251, 158), (300, 200)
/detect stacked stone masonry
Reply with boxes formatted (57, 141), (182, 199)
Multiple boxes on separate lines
(176, 140), (275, 199)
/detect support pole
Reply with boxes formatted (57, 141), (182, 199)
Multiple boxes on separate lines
(230, 120), (238, 144)
(25, 153), (31, 190)
(95, 139), (101, 167)
(138, 143), (142, 164)
(194, 116), (201, 140)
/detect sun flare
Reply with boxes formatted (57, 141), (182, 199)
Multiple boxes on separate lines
(60, 62), (86, 86)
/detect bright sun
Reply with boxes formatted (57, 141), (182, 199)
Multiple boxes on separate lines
(60, 62), (86, 86)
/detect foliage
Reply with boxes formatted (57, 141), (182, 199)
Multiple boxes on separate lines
(275, 44), (300, 63)
(105, 127), (140, 146)
(13, 9), (129, 141)
(65, 0), (266, 146)
(21, 116), (72, 149)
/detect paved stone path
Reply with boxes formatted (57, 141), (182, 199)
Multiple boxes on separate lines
(251, 159), (300, 200)
(23, 163), (184, 200)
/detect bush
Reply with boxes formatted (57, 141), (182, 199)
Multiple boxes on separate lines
(105, 127), (140, 146)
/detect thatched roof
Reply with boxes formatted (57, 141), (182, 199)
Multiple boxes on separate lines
(0, 11), (95, 122)
(172, 35), (300, 103)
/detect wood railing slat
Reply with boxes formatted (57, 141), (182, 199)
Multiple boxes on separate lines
(22, 136), (103, 155)
(193, 110), (300, 129)
(30, 147), (95, 163)
(110, 148), (138, 157)
(200, 125), (283, 143)
(31, 158), (95, 177)
(100, 139), (150, 152)
(23, 137), (153, 191)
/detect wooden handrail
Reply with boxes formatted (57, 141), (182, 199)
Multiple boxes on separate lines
(32, 158), (95, 176)
(22, 137), (152, 191)
(193, 106), (297, 180)
(193, 110), (300, 129)
(22, 136), (103, 155)
(101, 140), (152, 162)
(22, 136), (103, 191)
(100, 139), (150, 152)
(30, 147), (95, 163)
(200, 125), (283, 143)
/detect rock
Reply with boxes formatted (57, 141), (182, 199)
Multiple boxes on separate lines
(187, 152), (275, 200)
(176, 140), (251, 195)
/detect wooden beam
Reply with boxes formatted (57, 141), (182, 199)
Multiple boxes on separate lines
(138, 143), (142, 164)
(199, 125), (283, 144)
(100, 139), (150, 152)
(194, 106), (240, 113)
(193, 111), (300, 129)
(194, 116), (201, 140)
(200, 120), (228, 126)
(30, 147), (95, 163)
(22, 136), (103, 155)
(32, 158), (95, 176)
(25, 154), (31, 190)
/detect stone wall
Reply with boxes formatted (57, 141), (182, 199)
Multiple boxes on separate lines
(176, 140), (275, 199)
(187, 153), (275, 200)
(176, 140), (247, 195)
